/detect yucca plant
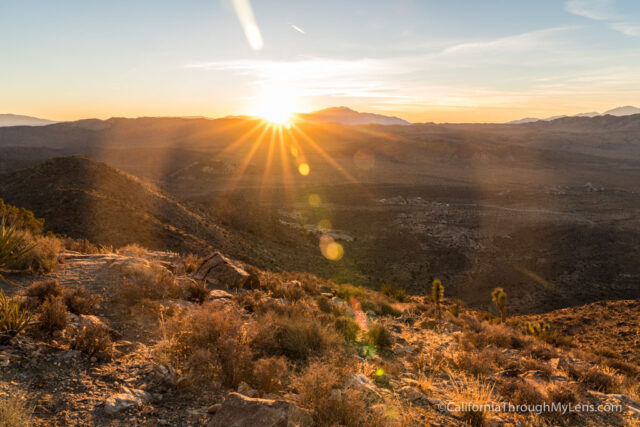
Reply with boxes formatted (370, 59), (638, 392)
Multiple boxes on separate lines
(432, 278), (444, 319)
(0, 215), (35, 287)
(491, 287), (507, 323)
(0, 289), (31, 344)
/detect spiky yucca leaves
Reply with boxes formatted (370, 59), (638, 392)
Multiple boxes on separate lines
(0, 289), (31, 344)
(491, 287), (507, 323)
(0, 216), (35, 286)
(432, 278), (444, 319)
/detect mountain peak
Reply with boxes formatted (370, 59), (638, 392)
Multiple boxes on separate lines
(299, 106), (410, 126)
(0, 113), (57, 127)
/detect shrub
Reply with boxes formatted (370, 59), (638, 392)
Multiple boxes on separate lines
(449, 300), (462, 317)
(254, 314), (331, 361)
(181, 253), (201, 274)
(497, 379), (545, 405)
(546, 383), (580, 405)
(0, 393), (33, 426)
(462, 322), (526, 349)
(0, 199), (43, 234)
(164, 304), (253, 388)
(367, 323), (393, 349)
(115, 261), (181, 305)
(0, 216), (36, 285)
(118, 243), (148, 257)
(250, 356), (289, 393)
(334, 317), (360, 343)
(25, 279), (63, 304)
(448, 372), (495, 427)
(63, 286), (99, 315)
(370, 299), (400, 317)
(18, 234), (63, 273)
(523, 320), (571, 347)
(0, 290), (31, 344)
(380, 284), (407, 302)
(575, 366), (619, 392)
(316, 295), (333, 314)
(293, 360), (386, 427)
(71, 322), (113, 355)
(181, 280), (210, 304)
(491, 287), (507, 322)
(431, 278), (444, 319)
(38, 295), (68, 334)
(63, 237), (100, 254)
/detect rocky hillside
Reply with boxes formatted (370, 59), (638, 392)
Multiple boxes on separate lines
(1, 246), (639, 426)
(0, 156), (226, 254)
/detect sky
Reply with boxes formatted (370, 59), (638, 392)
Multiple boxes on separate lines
(1, 0), (640, 123)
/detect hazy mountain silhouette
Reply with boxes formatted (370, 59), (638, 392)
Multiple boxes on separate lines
(298, 106), (410, 125)
(508, 106), (640, 124)
(0, 113), (57, 127)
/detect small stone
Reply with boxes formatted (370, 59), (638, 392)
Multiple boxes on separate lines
(207, 403), (222, 414)
(90, 356), (97, 363)
(237, 381), (258, 398)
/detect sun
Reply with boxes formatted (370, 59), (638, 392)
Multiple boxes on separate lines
(252, 85), (298, 126)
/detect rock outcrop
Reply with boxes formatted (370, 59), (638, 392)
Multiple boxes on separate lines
(208, 392), (312, 427)
(193, 252), (259, 289)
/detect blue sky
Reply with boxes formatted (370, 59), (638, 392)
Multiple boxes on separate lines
(1, 0), (639, 122)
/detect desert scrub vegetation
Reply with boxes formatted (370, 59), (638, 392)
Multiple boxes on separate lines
(367, 322), (394, 350)
(336, 283), (400, 316)
(26, 280), (99, 315)
(522, 320), (572, 347)
(71, 322), (113, 356)
(115, 260), (182, 305)
(38, 295), (69, 334)
(293, 359), (386, 427)
(491, 287), (508, 322)
(0, 216), (36, 285)
(380, 284), (407, 302)
(431, 278), (444, 319)
(0, 393), (33, 427)
(180, 253), (201, 274)
(0, 290), (31, 344)
(62, 237), (102, 254)
(117, 243), (149, 257)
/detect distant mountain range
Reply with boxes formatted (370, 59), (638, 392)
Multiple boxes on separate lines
(508, 106), (640, 124)
(296, 107), (410, 126)
(0, 113), (57, 127)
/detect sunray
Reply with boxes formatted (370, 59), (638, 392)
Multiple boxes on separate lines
(259, 124), (278, 201)
(210, 119), (266, 162)
(220, 122), (272, 196)
(277, 125), (296, 206)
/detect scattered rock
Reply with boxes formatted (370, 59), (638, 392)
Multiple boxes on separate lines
(209, 289), (233, 300)
(549, 357), (570, 372)
(237, 381), (258, 398)
(208, 392), (312, 427)
(103, 387), (151, 414)
(193, 252), (260, 289)
(207, 403), (222, 414)
(393, 344), (417, 356)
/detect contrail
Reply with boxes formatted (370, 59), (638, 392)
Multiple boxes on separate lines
(290, 24), (306, 34)
(232, 0), (263, 50)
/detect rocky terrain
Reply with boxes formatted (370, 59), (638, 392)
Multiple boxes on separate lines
(1, 244), (639, 426)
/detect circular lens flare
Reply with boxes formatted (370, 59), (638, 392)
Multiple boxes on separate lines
(298, 163), (310, 176)
(319, 234), (344, 261)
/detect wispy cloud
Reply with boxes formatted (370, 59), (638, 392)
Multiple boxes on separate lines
(565, 0), (618, 20)
(565, 0), (640, 37)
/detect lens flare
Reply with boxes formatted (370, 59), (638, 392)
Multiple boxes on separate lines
(319, 234), (344, 261)
(308, 193), (321, 207)
(298, 162), (310, 176)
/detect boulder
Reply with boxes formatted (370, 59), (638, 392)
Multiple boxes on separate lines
(193, 252), (259, 289)
(103, 387), (151, 414)
(208, 393), (312, 427)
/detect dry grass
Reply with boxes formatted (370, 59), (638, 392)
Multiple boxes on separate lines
(293, 360), (386, 427)
(25, 279), (63, 305)
(163, 303), (253, 388)
(181, 253), (201, 274)
(0, 393), (33, 427)
(118, 243), (149, 257)
(63, 237), (101, 254)
(18, 233), (63, 273)
(253, 313), (336, 361)
(249, 356), (289, 394)
(38, 295), (68, 334)
(115, 261), (181, 305)
(447, 371), (496, 427)
(181, 280), (209, 304)
(497, 379), (545, 405)
(334, 316), (360, 343)
(71, 322), (113, 356)
(63, 286), (99, 315)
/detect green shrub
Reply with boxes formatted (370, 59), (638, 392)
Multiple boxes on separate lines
(334, 317), (360, 343)
(0, 216), (36, 285)
(0, 199), (43, 234)
(380, 284), (407, 302)
(491, 287), (507, 322)
(0, 290), (31, 344)
(522, 320), (571, 346)
(367, 323), (393, 349)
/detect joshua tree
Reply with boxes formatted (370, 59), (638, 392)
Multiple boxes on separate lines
(432, 278), (444, 319)
(491, 287), (507, 322)
(0, 216), (34, 287)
